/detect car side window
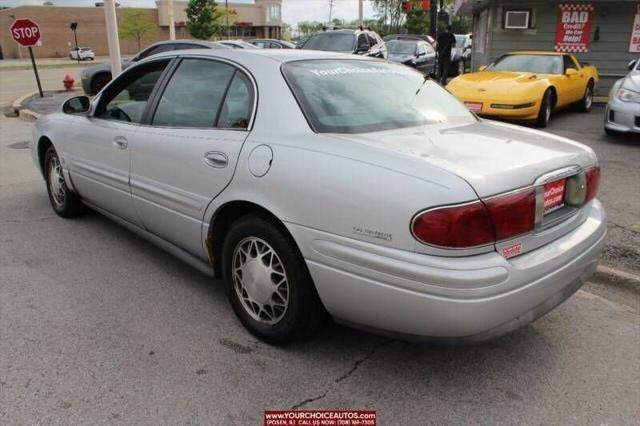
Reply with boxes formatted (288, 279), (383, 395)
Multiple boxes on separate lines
(174, 43), (201, 51)
(357, 34), (369, 50)
(367, 34), (377, 46)
(270, 42), (282, 49)
(564, 55), (577, 70)
(217, 72), (253, 129)
(417, 43), (426, 55)
(151, 58), (236, 128)
(95, 60), (169, 123)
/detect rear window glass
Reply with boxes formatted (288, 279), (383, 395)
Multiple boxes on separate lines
(303, 33), (355, 52)
(282, 59), (474, 134)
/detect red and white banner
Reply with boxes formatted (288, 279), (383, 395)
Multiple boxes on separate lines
(630, 4), (640, 53)
(555, 3), (594, 53)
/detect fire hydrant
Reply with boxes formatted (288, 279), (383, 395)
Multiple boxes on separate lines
(62, 74), (75, 91)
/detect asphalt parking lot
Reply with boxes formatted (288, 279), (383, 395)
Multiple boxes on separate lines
(1, 80), (639, 422)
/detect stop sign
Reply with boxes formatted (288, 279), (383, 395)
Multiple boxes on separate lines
(10, 19), (41, 47)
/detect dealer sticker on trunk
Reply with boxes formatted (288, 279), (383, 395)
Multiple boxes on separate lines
(543, 179), (566, 214)
(464, 102), (483, 112)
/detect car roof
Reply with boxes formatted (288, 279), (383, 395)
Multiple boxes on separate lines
(147, 48), (374, 64)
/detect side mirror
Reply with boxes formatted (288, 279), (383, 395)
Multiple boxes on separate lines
(478, 65), (487, 71)
(629, 60), (637, 70)
(62, 96), (90, 114)
(565, 68), (578, 76)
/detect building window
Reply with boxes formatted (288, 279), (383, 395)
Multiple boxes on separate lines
(503, 8), (535, 29)
(267, 4), (281, 23)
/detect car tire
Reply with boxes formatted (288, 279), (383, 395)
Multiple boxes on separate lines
(44, 146), (84, 218)
(577, 81), (594, 112)
(221, 214), (326, 344)
(91, 73), (112, 95)
(536, 89), (553, 128)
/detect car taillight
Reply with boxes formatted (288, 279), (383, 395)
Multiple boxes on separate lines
(584, 166), (600, 204)
(411, 201), (494, 248)
(484, 188), (536, 241)
(412, 188), (536, 249)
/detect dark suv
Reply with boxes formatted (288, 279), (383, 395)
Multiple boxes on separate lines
(299, 29), (387, 59)
(80, 40), (229, 95)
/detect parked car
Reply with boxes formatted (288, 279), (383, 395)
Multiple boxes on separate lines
(33, 49), (604, 344)
(218, 40), (259, 49)
(249, 39), (296, 49)
(386, 39), (436, 76)
(451, 33), (472, 75)
(80, 40), (229, 95)
(604, 58), (640, 136)
(69, 47), (95, 61)
(383, 34), (436, 47)
(447, 51), (599, 127)
(299, 29), (387, 59)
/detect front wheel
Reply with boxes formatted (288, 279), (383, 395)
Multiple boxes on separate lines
(536, 89), (553, 128)
(221, 215), (325, 344)
(44, 146), (84, 218)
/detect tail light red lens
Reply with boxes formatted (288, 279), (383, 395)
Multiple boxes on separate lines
(584, 166), (600, 204)
(411, 201), (494, 248)
(484, 188), (536, 241)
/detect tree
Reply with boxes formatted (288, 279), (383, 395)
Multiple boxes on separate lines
(119, 9), (157, 50)
(297, 20), (323, 37)
(281, 22), (293, 41)
(186, 0), (222, 40)
(405, 9), (429, 34)
(371, 0), (406, 34)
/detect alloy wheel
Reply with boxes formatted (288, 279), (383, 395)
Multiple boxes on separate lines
(48, 154), (66, 208)
(232, 237), (290, 325)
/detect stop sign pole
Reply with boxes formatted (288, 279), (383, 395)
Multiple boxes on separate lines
(10, 18), (43, 98)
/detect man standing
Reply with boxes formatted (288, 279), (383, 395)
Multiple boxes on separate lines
(437, 25), (456, 84)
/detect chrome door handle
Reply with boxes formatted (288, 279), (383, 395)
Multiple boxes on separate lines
(203, 151), (228, 168)
(113, 136), (128, 149)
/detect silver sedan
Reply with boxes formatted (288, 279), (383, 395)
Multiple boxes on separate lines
(31, 49), (606, 344)
(605, 58), (640, 135)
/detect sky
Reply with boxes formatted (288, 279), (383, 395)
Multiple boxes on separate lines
(0, 0), (379, 26)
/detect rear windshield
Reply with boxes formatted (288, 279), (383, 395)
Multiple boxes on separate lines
(282, 59), (474, 134)
(303, 33), (355, 52)
(387, 41), (417, 55)
(487, 54), (563, 74)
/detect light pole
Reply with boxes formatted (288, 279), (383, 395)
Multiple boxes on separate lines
(225, 0), (230, 40)
(103, 0), (122, 77)
(70, 22), (79, 63)
(168, 0), (176, 40)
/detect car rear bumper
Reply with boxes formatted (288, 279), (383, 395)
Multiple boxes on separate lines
(604, 100), (640, 134)
(287, 200), (606, 342)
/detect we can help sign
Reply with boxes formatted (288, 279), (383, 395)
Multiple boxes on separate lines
(555, 3), (594, 53)
(630, 5), (640, 53)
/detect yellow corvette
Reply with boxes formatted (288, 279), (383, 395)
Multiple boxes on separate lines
(446, 51), (599, 127)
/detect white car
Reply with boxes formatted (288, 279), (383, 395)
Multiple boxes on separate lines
(69, 47), (95, 61)
(31, 49), (605, 344)
(605, 58), (640, 135)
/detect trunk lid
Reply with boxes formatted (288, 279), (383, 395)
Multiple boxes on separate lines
(336, 119), (596, 198)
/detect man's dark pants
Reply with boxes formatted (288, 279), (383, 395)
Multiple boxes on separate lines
(438, 55), (451, 84)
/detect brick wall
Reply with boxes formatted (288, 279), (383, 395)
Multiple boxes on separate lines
(1, 6), (177, 59)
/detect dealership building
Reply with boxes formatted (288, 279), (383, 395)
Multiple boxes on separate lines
(0, 0), (282, 59)
(455, 0), (640, 94)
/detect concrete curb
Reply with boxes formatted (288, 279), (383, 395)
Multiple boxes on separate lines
(595, 265), (640, 285)
(11, 91), (38, 115)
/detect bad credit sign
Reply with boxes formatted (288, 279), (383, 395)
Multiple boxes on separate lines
(630, 5), (640, 53)
(555, 3), (594, 53)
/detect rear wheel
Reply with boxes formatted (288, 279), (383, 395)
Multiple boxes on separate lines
(578, 81), (594, 112)
(536, 89), (553, 128)
(44, 146), (84, 218)
(221, 215), (325, 344)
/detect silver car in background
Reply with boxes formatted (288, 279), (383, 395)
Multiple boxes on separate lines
(31, 49), (605, 344)
(605, 58), (640, 136)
